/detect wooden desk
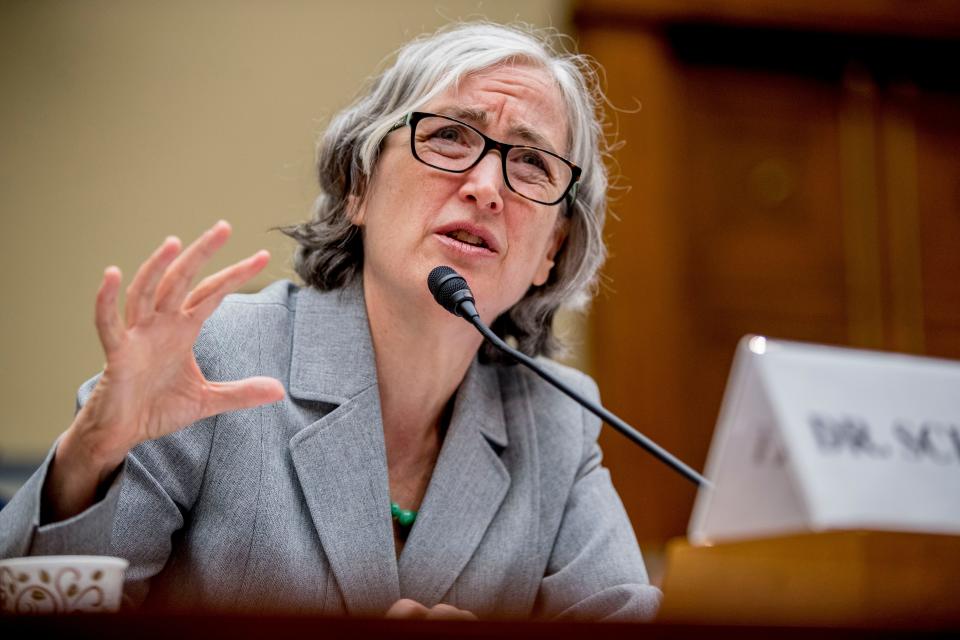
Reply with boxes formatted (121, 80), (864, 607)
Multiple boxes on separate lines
(659, 531), (960, 628)
(2, 613), (956, 640)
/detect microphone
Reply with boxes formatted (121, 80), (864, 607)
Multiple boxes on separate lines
(427, 266), (480, 319)
(427, 265), (710, 488)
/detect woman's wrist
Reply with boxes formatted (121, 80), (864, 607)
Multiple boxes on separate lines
(41, 418), (130, 523)
(41, 423), (122, 524)
(59, 419), (128, 484)
(66, 399), (134, 474)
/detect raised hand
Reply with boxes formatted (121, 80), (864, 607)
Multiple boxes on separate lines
(45, 221), (285, 521)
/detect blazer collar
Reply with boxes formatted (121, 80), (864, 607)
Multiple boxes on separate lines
(396, 356), (510, 605)
(288, 280), (377, 404)
(286, 280), (510, 613)
(287, 279), (508, 447)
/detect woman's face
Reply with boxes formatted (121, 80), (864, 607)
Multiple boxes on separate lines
(352, 63), (569, 324)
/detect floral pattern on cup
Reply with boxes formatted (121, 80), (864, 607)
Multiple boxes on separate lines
(0, 556), (128, 614)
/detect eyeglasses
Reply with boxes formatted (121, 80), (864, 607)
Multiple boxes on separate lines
(387, 112), (581, 207)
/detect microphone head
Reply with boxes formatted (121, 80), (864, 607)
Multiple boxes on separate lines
(427, 266), (475, 317)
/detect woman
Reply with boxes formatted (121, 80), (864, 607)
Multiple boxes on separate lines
(0, 23), (660, 620)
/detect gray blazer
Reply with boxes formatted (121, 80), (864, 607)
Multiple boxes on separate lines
(0, 280), (660, 620)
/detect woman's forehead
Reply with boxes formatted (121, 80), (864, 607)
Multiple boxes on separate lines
(424, 64), (568, 153)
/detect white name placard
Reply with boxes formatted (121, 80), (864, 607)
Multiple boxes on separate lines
(689, 336), (960, 544)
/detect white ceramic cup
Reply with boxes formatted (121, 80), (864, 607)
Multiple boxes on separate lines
(0, 556), (129, 614)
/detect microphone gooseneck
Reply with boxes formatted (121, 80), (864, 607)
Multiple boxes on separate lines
(427, 265), (710, 489)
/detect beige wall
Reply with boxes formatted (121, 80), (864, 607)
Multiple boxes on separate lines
(0, 0), (571, 459)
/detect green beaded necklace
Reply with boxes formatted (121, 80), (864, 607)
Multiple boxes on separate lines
(390, 501), (417, 528)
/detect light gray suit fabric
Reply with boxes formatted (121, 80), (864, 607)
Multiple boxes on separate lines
(0, 280), (661, 620)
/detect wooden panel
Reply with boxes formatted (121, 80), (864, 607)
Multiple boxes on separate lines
(679, 67), (849, 338)
(838, 68), (886, 349)
(913, 93), (960, 358)
(576, 0), (960, 38)
(578, 27), (699, 542)
(581, 24), (851, 543)
(878, 85), (926, 354)
(677, 64), (850, 514)
(577, 5), (960, 545)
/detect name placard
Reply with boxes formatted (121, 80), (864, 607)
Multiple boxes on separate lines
(689, 336), (960, 544)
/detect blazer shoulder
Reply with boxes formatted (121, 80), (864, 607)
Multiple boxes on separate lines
(200, 279), (298, 331)
(219, 278), (300, 310)
(193, 279), (300, 377)
(513, 358), (600, 406)
(500, 357), (603, 450)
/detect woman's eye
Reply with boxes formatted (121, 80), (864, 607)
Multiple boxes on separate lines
(518, 151), (552, 178)
(436, 127), (460, 141)
(522, 153), (546, 169)
(429, 126), (469, 144)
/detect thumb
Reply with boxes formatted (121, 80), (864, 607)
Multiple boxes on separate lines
(203, 377), (285, 416)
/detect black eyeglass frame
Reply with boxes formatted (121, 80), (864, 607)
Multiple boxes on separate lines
(387, 111), (581, 208)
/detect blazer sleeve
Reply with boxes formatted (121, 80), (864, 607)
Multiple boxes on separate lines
(534, 375), (663, 622)
(0, 363), (219, 609)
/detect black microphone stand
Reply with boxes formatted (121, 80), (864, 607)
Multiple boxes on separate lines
(428, 266), (711, 488)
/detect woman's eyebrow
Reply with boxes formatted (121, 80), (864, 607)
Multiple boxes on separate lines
(438, 106), (556, 152)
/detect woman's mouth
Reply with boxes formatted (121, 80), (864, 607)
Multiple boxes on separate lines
(445, 229), (488, 249)
(434, 230), (497, 256)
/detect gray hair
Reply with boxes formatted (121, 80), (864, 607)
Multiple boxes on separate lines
(282, 22), (610, 362)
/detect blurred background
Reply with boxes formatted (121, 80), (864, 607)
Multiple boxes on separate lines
(2, 0), (959, 582)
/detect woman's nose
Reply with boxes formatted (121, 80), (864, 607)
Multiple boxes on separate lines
(458, 152), (504, 213)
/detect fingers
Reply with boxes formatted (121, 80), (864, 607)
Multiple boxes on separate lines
(385, 599), (430, 620)
(201, 377), (286, 418)
(94, 266), (124, 354)
(125, 236), (182, 327)
(182, 250), (270, 321)
(155, 220), (232, 313)
(385, 599), (477, 621)
(425, 604), (477, 621)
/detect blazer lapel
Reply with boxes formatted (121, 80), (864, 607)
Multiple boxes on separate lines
(397, 360), (510, 606)
(286, 283), (400, 615)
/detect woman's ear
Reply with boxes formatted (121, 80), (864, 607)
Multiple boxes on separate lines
(347, 193), (365, 226)
(531, 217), (569, 287)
